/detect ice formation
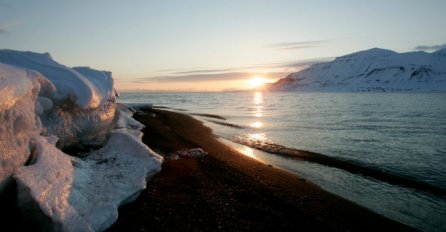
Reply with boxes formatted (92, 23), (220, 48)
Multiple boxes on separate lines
(0, 63), (54, 192)
(0, 50), (109, 109)
(15, 113), (162, 232)
(0, 50), (162, 231)
(0, 50), (117, 148)
(269, 48), (446, 92)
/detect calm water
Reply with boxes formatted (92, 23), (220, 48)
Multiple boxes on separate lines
(120, 92), (446, 231)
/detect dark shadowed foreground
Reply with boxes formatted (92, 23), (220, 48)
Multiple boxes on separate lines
(106, 109), (416, 232)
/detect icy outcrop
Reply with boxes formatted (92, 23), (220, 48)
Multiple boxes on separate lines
(39, 97), (116, 148)
(0, 50), (117, 148)
(0, 50), (163, 232)
(15, 115), (162, 231)
(0, 63), (55, 192)
(72, 66), (115, 104)
(269, 48), (446, 92)
(0, 50), (110, 109)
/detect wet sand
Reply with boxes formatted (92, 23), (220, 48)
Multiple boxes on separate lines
(106, 108), (416, 232)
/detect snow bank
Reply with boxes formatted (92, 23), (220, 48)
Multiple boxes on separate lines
(15, 111), (162, 232)
(0, 63), (54, 192)
(72, 66), (116, 104)
(0, 50), (117, 148)
(0, 50), (163, 231)
(0, 50), (112, 109)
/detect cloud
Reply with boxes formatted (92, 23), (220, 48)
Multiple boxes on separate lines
(265, 40), (329, 50)
(135, 72), (251, 83)
(414, 43), (446, 51)
(0, 27), (7, 33)
(272, 57), (333, 68)
(135, 56), (334, 84)
(134, 71), (290, 84)
(173, 68), (240, 75)
(155, 68), (182, 73)
(157, 65), (265, 75)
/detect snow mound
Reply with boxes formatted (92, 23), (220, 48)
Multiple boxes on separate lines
(0, 50), (115, 109)
(14, 105), (162, 232)
(0, 50), (163, 232)
(269, 48), (446, 92)
(0, 63), (54, 192)
(0, 50), (117, 148)
(15, 127), (162, 232)
(72, 66), (116, 103)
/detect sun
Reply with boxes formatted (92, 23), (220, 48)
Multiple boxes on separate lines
(248, 76), (267, 89)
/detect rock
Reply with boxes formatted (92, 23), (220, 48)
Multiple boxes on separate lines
(166, 153), (180, 160)
(174, 148), (208, 158)
(185, 148), (208, 157)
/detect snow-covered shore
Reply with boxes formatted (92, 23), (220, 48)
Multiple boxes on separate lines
(0, 50), (162, 232)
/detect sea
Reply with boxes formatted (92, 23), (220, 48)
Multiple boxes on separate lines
(119, 92), (446, 232)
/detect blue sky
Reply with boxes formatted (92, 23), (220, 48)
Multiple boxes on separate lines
(1, 0), (446, 91)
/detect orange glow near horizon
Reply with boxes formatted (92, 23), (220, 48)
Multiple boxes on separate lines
(247, 76), (268, 89)
(115, 75), (279, 92)
(115, 79), (251, 92)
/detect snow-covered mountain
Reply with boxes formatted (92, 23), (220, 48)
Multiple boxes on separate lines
(269, 48), (446, 92)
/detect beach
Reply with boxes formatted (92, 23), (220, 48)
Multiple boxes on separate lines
(2, 2), (445, 231)
(106, 108), (415, 232)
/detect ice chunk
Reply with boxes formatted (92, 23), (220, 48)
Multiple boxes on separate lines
(112, 110), (145, 139)
(73, 67), (115, 103)
(0, 50), (117, 148)
(1, 50), (162, 232)
(14, 136), (91, 231)
(15, 129), (162, 231)
(0, 50), (113, 109)
(0, 63), (54, 192)
(35, 96), (53, 115)
(39, 97), (116, 148)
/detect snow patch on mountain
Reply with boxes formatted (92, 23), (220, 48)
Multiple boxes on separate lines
(269, 48), (446, 92)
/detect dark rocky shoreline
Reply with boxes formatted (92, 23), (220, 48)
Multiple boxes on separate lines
(106, 108), (416, 232)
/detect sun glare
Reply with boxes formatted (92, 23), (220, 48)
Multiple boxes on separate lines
(248, 76), (267, 89)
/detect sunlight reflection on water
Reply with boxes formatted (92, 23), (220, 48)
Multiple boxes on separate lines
(250, 121), (263, 128)
(120, 91), (446, 232)
(253, 92), (264, 119)
(247, 133), (267, 143)
(250, 91), (265, 130)
(253, 91), (263, 105)
(237, 146), (258, 160)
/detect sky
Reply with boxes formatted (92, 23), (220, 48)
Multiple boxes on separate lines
(1, 0), (446, 91)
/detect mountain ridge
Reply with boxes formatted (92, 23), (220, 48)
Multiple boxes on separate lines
(268, 48), (446, 92)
